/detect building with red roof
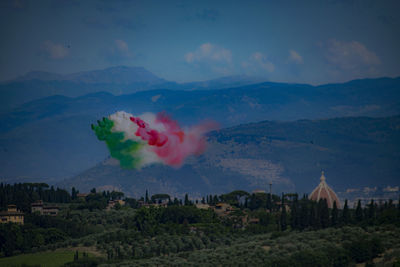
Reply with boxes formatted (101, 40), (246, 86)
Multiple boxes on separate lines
(309, 171), (341, 208)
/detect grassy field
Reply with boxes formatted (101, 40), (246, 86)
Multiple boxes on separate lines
(0, 250), (92, 267)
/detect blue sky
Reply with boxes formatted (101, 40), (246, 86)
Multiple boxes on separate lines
(0, 0), (399, 84)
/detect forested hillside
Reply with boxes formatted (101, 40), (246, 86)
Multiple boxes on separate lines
(62, 115), (400, 196)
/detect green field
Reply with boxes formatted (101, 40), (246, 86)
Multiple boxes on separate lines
(0, 250), (91, 267)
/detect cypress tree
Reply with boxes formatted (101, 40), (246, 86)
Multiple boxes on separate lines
(71, 187), (77, 200)
(184, 194), (190, 206)
(310, 201), (319, 229)
(397, 196), (400, 221)
(290, 195), (299, 230)
(280, 193), (287, 231)
(342, 199), (350, 225)
(388, 199), (394, 209)
(299, 200), (309, 230)
(398, 196), (400, 212)
(368, 199), (376, 223)
(319, 199), (329, 228)
(397, 196), (400, 209)
(331, 201), (338, 226)
(145, 190), (149, 203)
(213, 195), (219, 204)
(355, 199), (363, 222)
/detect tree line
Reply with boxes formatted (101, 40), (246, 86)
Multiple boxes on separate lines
(0, 183), (70, 213)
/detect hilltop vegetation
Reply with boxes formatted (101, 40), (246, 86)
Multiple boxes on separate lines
(116, 226), (400, 267)
(1, 183), (399, 266)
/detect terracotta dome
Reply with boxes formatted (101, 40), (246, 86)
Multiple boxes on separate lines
(309, 171), (341, 208)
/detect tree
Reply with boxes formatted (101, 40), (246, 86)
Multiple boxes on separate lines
(368, 199), (376, 223)
(184, 194), (190, 206)
(145, 190), (149, 204)
(356, 200), (363, 222)
(342, 199), (350, 225)
(213, 195), (219, 205)
(318, 199), (329, 228)
(280, 193), (287, 231)
(74, 250), (79, 261)
(310, 202), (320, 229)
(71, 187), (77, 200)
(220, 190), (249, 207)
(290, 195), (299, 229)
(331, 201), (338, 226)
(111, 191), (124, 200)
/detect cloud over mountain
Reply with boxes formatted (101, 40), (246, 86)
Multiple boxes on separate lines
(102, 39), (134, 63)
(288, 50), (304, 64)
(242, 52), (275, 75)
(324, 39), (381, 78)
(40, 41), (69, 60)
(185, 43), (233, 74)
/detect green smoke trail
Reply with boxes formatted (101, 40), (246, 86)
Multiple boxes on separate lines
(91, 117), (142, 169)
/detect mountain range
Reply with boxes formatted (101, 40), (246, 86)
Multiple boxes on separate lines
(60, 115), (400, 198)
(0, 66), (399, 196)
(0, 66), (266, 111)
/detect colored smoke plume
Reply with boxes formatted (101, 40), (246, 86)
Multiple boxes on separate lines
(92, 111), (217, 169)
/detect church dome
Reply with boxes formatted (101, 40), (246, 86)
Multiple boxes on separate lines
(309, 171), (341, 208)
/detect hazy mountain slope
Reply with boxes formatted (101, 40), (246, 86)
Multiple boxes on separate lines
(0, 78), (399, 182)
(12, 66), (166, 85)
(0, 66), (170, 111)
(0, 67), (266, 111)
(59, 116), (400, 197)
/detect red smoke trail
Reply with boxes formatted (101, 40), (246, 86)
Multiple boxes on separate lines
(130, 113), (217, 166)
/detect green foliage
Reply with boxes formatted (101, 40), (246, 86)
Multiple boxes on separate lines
(355, 199), (363, 222)
(0, 183), (70, 212)
(344, 235), (384, 263)
(151, 194), (170, 203)
(220, 190), (249, 207)
(342, 199), (350, 224)
(1, 185), (399, 264)
(0, 250), (91, 267)
(114, 226), (399, 266)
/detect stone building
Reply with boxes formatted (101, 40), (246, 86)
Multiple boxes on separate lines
(31, 200), (59, 216)
(107, 199), (126, 210)
(0, 205), (24, 224)
(309, 171), (341, 208)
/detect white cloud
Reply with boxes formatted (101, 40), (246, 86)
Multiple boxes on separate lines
(114, 39), (132, 57)
(185, 43), (233, 74)
(324, 39), (380, 76)
(41, 41), (69, 59)
(185, 43), (232, 64)
(103, 39), (134, 63)
(242, 52), (275, 74)
(288, 49), (303, 64)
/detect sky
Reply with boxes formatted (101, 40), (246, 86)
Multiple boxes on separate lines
(0, 0), (399, 84)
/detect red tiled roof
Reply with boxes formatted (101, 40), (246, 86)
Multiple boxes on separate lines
(309, 171), (341, 208)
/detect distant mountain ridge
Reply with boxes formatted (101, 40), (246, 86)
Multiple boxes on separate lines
(11, 66), (167, 85)
(0, 66), (266, 111)
(0, 76), (399, 185)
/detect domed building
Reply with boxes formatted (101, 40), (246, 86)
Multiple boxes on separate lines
(309, 171), (341, 208)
